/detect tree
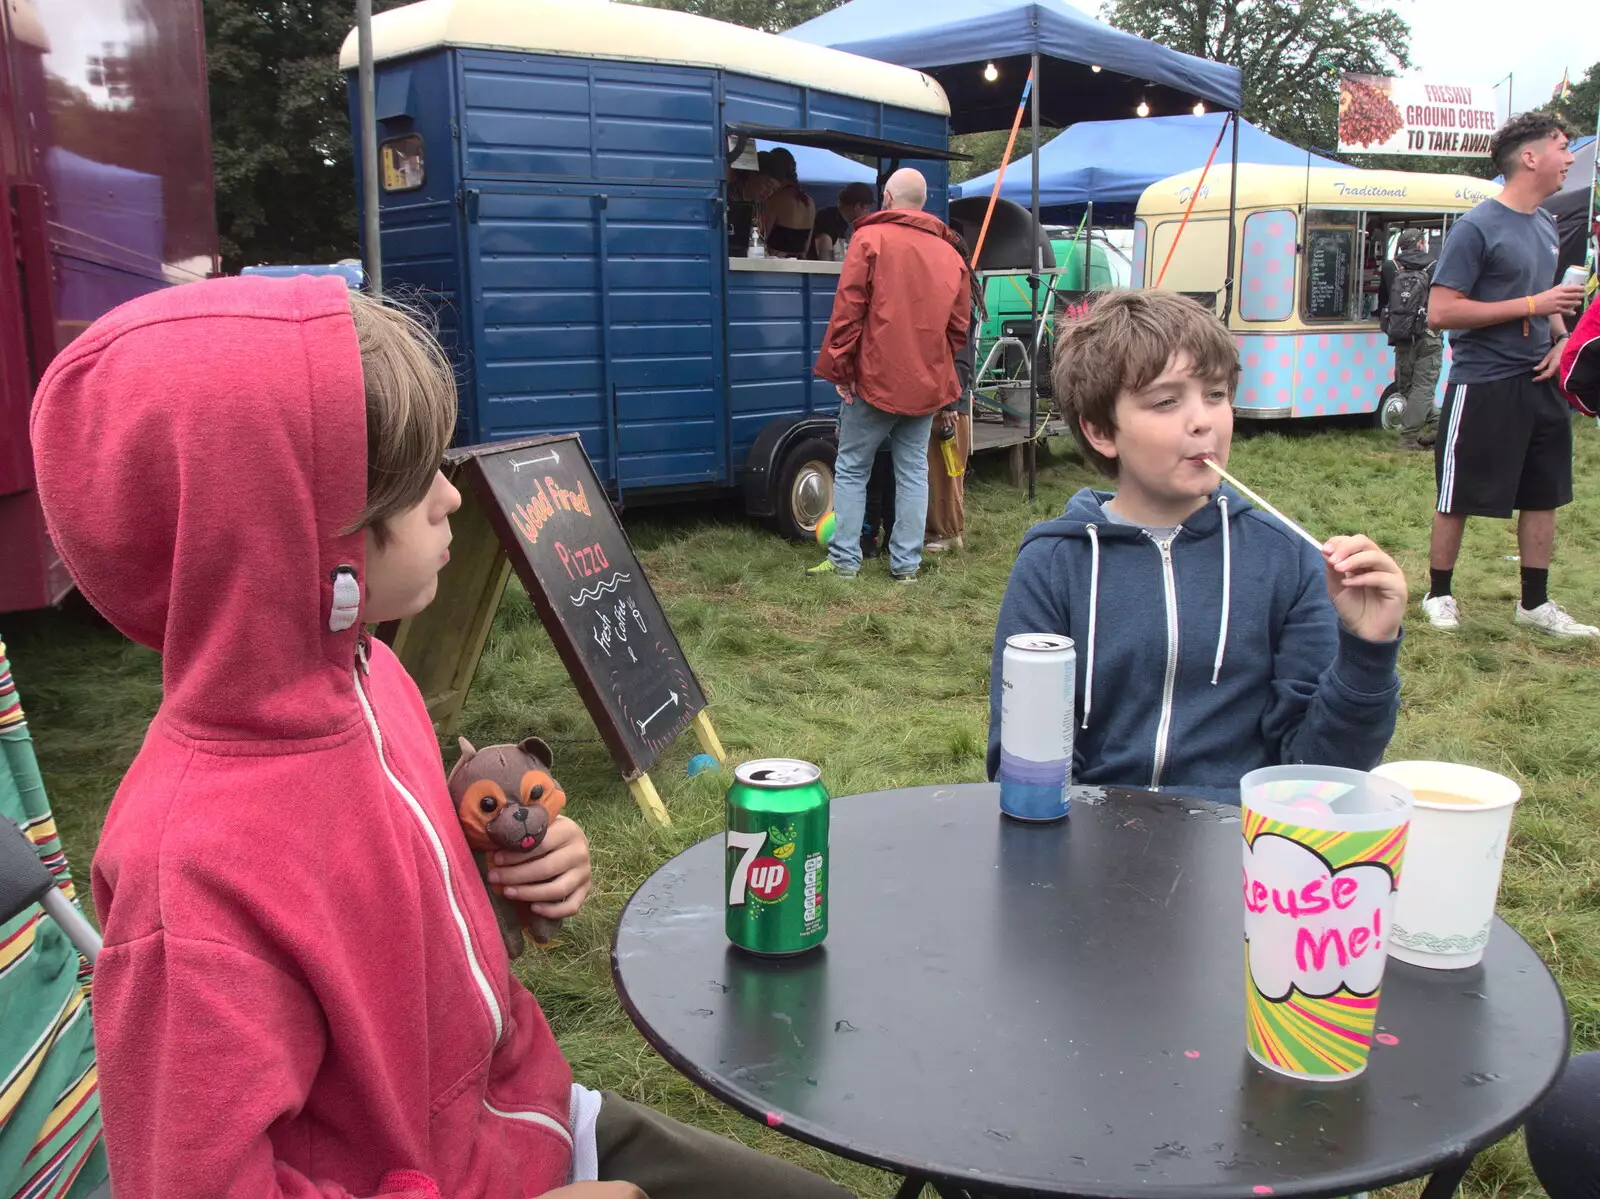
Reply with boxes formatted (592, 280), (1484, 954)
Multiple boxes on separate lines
(1101, 0), (1412, 155)
(624, 0), (842, 34)
(1539, 60), (1599, 138)
(203, 0), (409, 272)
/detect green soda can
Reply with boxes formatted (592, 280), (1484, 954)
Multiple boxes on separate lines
(725, 759), (829, 956)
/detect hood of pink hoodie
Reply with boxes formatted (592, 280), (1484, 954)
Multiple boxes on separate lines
(32, 274), (368, 744)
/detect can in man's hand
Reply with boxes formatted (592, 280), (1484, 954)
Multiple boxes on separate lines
(1562, 264), (1589, 291)
(726, 759), (829, 956)
(998, 634), (1075, 822)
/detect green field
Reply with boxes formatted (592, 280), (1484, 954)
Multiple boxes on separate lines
(7, 420), (1599, 1198)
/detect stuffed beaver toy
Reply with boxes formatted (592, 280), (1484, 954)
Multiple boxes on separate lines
(448, 735), (568, 958)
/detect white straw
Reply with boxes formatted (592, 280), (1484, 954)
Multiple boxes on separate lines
(1203, 459), (1325, 553)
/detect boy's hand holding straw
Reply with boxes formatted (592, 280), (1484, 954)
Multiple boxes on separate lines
(1205, 459), (1407, 644)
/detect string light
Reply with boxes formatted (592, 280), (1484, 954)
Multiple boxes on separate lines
(1193, 102), (1206, 116)
(1136, 100), (1150, 117)
(1091, 64), (1102, 73)
(984, 61), (999, 82)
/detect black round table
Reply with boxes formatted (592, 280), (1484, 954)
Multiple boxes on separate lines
(611, 785), (1569, 1199)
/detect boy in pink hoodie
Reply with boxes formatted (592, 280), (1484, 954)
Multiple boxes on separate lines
(30, 276), (850, 1199)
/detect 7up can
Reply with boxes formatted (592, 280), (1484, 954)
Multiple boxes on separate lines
(725, 759), (829, 956)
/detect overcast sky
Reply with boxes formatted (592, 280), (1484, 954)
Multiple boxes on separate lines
(1059, 0), (1600, 120)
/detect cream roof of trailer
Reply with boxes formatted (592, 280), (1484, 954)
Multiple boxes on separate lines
(1138, 164), (1501, 216)
(339, 0), (950, 117)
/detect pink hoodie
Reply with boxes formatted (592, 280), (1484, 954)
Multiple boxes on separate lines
(30, 276), (574, 1199)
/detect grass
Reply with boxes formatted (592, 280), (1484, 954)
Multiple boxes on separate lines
(6, 420), (1600, 1197)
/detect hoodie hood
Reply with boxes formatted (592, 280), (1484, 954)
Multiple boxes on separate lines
(31, 275), (368, 743)
(1393, 247), (1434, 271)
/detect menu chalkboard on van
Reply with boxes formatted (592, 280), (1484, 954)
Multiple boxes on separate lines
(1305, 228), (1355, 321)
(465, 434), (705, 779)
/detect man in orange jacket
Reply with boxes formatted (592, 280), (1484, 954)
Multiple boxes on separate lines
(810, 168), (972, 582)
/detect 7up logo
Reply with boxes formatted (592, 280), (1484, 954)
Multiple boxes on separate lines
(727, 828), (792, 904)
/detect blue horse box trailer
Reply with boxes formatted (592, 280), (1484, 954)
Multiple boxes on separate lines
(341, 0), (958, 538)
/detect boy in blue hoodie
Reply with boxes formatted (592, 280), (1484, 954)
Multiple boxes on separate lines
(987, 291), (1407, 801)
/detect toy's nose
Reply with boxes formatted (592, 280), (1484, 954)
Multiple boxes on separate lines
(513, 807), (528, 823)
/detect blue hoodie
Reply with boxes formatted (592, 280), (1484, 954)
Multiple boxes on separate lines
(987, 486), (1401, 801)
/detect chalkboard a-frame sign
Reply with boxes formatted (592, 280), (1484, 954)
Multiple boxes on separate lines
(465, 434), (709, 787)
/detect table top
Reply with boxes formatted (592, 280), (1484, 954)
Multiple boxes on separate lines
(611, 785), (1570, 1199)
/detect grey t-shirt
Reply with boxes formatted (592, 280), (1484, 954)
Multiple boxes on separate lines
(1432, 199), (1561, 384)
(1103, 505), (1176, 542)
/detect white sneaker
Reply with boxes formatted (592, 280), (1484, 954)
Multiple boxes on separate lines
(1421, 593), (1461, 629)
(1514, 601), (1600, 638)
(924, 537), (963, 553)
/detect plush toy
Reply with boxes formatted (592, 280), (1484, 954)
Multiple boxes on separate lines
(448, 736), (568, 958)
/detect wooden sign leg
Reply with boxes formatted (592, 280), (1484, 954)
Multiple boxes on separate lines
(691, 711), (727, 764)
(627, 774), (671, 825)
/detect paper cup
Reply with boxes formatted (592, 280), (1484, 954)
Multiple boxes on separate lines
(1241, 766), (1413, 1081)
(1370, 761), (1520, 970)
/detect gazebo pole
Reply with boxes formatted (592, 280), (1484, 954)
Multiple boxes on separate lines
(1027, 52), (1041, 506)
(1221, 111), (1241, 321)
(357, 0), (383, 295)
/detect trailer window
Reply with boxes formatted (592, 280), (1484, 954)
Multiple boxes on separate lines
(1302, 210), (1358, 322)
(381, 135), (426, 193)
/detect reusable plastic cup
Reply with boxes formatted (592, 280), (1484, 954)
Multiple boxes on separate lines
(1240, 765), (1414, 1080)
(1370, 761), (1521, 970)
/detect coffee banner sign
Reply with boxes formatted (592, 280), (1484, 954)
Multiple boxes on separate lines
(1339, 74), (1507, 158)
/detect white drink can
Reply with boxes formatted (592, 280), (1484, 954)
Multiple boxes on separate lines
(998, 633), (1075, 822)
(1561, 264), (1589, 290)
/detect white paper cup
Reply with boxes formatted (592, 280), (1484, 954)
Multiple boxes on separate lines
(1370, 761), (1521, 970)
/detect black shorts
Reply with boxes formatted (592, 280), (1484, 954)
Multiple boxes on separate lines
(1434, 373), (1573, 517)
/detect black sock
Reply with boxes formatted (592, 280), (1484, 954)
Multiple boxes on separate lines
(1429, 568), (1453, 598)
(1521, 567), (1549, 611)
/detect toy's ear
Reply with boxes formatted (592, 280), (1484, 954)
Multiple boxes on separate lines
(458, 737), (479, 764)
(519, 736), (554, 769)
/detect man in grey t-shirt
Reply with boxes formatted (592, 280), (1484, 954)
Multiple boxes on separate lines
(1422, 113), (1592, 638)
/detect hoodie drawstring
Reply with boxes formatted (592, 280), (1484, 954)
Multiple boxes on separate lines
(1212, 496), (1231, 685)
(1082, 524), (1100, 729)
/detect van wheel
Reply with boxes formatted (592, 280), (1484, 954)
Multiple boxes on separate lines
(773, 437), (836, 542)
(1371, 383), (1406, 430)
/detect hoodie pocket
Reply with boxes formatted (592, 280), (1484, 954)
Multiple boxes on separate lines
(429, 1076), (573, 1198)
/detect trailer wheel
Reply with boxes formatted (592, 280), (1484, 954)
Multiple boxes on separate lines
(772, 437), (835, 542)
(1371, 382), (1406, 431)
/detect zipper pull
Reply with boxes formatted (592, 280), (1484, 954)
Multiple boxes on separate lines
(356, 632), (371, 675)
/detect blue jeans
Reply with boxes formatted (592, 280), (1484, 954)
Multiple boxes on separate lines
(830, 399), (933, 575)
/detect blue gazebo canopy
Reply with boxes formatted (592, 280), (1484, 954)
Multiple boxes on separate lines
(786, 0), (1242, 134)
(954, 113), (1339, 215)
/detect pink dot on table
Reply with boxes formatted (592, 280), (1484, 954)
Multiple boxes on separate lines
(1365, 368), (1376, 382)
(1264, 335), (1278, 349)
(1245, 388), (1258, 404)
(1184, 1050), (1201, 1059)
(1249, 241), (1263, 257)
(1267, 222), (1283, 238)
(1342, 335), (1355, 347)
(1354, 351), (1364, 364)
(1246, 352), (1260, 367)
(1255, 1188), (1276, 1196)
(1249, 278), (1262, 292)
(1315, 404), (1328, 416)
(1266, 258), (1281, 275)
(1376, 1032), (1400, 1046)
(1319, 335), (1331, 348)
(1302, 388), (1314, 402)
(1262, 371), (1276, 386)
(766, 1112), (784, 1127)
(1279, 354), (1292, 368)
(1367, 333), (1381, 347)
(1328, 352), (1341, 366)
(1316, 370), (1328, 384)
(1341, 369), (1352, 383)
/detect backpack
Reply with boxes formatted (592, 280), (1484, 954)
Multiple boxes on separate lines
(1385, 262), (1433, 345)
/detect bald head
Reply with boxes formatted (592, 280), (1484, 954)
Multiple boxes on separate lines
(883, 168), (927, 211)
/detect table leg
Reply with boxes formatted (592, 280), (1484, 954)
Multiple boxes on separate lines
(1417, 1157), (1472, 1199)
(893, 1178), (928, 1199)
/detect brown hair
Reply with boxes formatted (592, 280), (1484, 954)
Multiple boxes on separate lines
(1051, 290), (1239, 477)
(838, 182), (875, 208)
(1490, 112), (1570, 177)
(346, 291), (458, 546)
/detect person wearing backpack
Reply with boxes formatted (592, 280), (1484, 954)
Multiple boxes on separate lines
(1379, 228), (1442, 451)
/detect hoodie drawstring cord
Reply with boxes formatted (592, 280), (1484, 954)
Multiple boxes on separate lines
(1082, 524), (1100, 729)
(1212, 496), (1231, 685)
